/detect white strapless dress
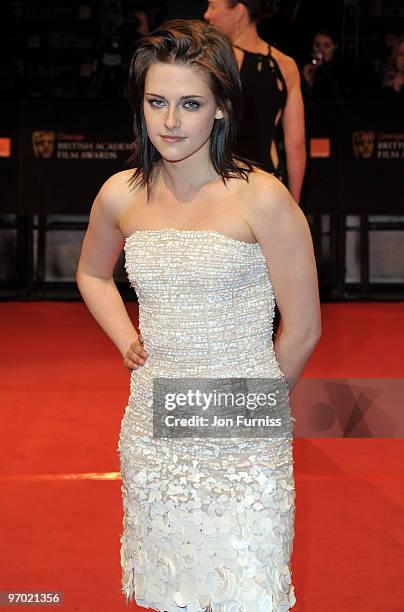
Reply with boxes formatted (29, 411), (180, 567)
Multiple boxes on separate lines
(118, 229), (296, 612)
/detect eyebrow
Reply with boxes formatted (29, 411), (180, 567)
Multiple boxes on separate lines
(145, 93), (206, 100)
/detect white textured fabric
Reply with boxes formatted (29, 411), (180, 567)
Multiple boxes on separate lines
(118, 229), (296, 611)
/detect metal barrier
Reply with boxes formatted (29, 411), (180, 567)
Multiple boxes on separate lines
(0, 99), (403, 299)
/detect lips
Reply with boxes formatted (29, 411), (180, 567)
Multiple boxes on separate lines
(160, 135), (186, 142)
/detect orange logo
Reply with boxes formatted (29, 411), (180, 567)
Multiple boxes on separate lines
(0, 137), (11, 158)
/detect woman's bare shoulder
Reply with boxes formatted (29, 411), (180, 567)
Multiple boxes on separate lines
(270, 46), (300, 84)
(93, 168), (143, 219)
(270, 45), (296, 67)
(247, 167), (291, 198)
(244, 168), (298, 219)
(98, 169), (138, 203)
(244, 169), (309, 250)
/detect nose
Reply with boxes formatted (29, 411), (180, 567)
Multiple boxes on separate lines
(204, 7), (211, 21)
(164, 105), (181, 131)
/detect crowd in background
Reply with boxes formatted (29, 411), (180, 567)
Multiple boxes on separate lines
(5, 0), (402, 102)
(91, 0), (403, 103)
(301, 28), (404, 101)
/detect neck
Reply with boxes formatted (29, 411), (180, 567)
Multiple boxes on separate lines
(156, 143), (220, 202)
(232, 21), (262, 50)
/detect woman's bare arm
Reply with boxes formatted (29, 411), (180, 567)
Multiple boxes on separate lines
(281, 57), (307, 203)
(247, 174), (321, 387)
(76, 172), (140, 360)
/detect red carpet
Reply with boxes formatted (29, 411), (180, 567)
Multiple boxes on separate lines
(1, 302), (403, 611)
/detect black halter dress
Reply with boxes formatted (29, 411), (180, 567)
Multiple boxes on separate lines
(234, 44), (288, 182)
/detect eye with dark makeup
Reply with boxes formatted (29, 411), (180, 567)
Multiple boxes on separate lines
(146, 98), (201, 110)
(147, 98), (165, 108)
(182, 100), (201, 109)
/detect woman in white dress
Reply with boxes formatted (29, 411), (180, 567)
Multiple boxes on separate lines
(76, 19), (321, 612)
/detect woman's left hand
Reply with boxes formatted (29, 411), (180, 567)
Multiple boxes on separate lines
(123, 334), (149, 370)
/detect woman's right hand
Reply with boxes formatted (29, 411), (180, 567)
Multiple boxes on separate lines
(123, 334), (149, 371)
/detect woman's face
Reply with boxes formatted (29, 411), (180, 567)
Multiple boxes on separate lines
(395, 42), (404, 73)
(312, 34), (337, 63)
(143, 61), (223, 164)
(204, 0), (238, 40)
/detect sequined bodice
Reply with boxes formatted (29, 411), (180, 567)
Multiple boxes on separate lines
(124, 228), (282, 379)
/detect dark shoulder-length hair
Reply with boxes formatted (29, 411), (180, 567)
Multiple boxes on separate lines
(127, 19), (252, 196)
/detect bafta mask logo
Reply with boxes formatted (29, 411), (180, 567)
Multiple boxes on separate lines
(32, 130), (55, 159)
(352, 131), (375, 159)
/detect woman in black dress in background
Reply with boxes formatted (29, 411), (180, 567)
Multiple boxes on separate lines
(204, 0), (306, 204)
